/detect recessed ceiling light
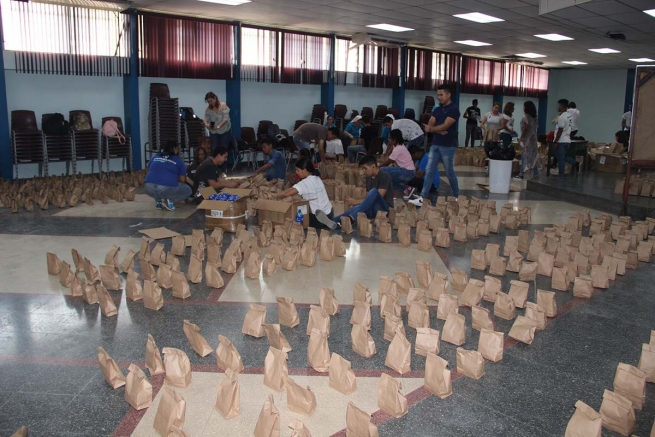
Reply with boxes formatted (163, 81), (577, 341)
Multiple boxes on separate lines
(589, 48), (621, 54)
(453, 12), (504, 23)
(562, 61), (587, 65)
(366, 23), (414, 32)
(198, 0), (250, 4)
(515, 53), (547, 58)
(629, 58), (655, 62)
(535, 33), (573, 41)
(454, 40), (492, 46)
(644, 9), (655, 17)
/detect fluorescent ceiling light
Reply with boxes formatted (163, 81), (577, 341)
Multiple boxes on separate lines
(629, 58), (655, 62)
(366, 23), (414, 32)
(562, 61), (587, 65)
(515, 52), (546, 58)
(589, 48), (620, 54)
(535, 33), (573, 41)
(644, 9), (655, 17)
(453, 12), (504, 23)
(198, 0), (251, 4)
(454, 40), (492, 46)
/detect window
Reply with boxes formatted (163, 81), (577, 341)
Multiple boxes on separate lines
(336, 38), (399, 88)
(406, 48), (460, 91)
(1, 0), (130, 75)
(504, 64), (549, 98)
(241, 27), (278, 82)
(460, 56), (504, 95)
(335, 38), (362, 74)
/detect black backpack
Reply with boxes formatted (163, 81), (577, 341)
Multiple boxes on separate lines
(43, 113), (70, 135)
(267, 123), (281, 138)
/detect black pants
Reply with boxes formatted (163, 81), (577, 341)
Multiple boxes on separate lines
(407, 177), (424, 191)
(309, 209), (334, 229)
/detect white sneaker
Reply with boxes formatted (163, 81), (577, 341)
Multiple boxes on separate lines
(408, 196), (424, 207)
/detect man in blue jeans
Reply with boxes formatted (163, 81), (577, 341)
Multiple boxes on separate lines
(554, 98), (573, 176)
(334, 154), (393, 225)
(410, 84), (460, 207)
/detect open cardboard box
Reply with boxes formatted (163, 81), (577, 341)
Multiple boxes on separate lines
(590, 152), (627, 174)
(196, 187), (253, 232)
(253, 198), (310, 228)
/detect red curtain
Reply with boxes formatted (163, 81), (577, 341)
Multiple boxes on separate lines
(406, 48), (459, 91)
(280, 32), (329, 85)
(460, 56), (505, 95)
(504, 64), (549, 98)
(361, 45), (400, 88)
(138, 13), (233, 79)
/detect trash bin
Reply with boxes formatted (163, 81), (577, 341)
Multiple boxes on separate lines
(489, 159), (512, 194)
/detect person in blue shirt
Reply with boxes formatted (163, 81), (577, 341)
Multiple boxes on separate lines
(324, 115), (336, 129)
(345, 115), (365, 163)
(144, 139), (192, 211)
(410, 84), (460, 207)
(255, 137), (286, 181)
(405, 145), (440, 199)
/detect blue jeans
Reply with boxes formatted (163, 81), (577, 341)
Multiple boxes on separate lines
(210, 131), (232, 152)
(145, 182), (192, 203)
(421, 145), (458, 199)
(334, 189), (390, 222)
(555, 143), (570, 176)
(381, 167), (415, 190)
(293, 136), (310, 150)
(407, 134), (425, 149)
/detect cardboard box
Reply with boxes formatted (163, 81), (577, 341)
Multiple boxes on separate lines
(592, 153), (627, 174)
(196, 188), (253, 232)
(253, 198), (310, 228)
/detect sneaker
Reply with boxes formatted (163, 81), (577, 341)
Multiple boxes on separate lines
(403, 186), (415, 200)
(408, 196), (424, 207)
(514, 175), (524, 180)
(155, 200), (163, 210)
(316, 210), (337, 230)
(162, 199), (176, 211)
(550, 168), (559, 176)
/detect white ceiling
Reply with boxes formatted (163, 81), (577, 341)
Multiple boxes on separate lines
(131, 0), (655, 69)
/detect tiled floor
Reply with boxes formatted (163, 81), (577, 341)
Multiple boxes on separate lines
(1, 165), (654, 437)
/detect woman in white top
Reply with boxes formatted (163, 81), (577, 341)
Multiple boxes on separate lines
(480, 102), (503, 156)
(499, 102), (516, 148)
(274, 157), (337, 230)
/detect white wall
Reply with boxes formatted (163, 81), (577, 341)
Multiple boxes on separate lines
(334, 86), (393, 117)
(240, 82), (320, 134)
(547, 69), (627, 143)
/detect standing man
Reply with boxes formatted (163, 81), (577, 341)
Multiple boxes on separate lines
(255, 137), (286, 181)
(567, 101), (580, 138)
(553, 99), (573, 177)
(463, 99), (481, 147)
(383, 116), (425, 149)
(622, 104), (632, 132)
(410, 84), (460, 207)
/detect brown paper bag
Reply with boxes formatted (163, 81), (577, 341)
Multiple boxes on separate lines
(415, 327), (440, 357)
(276, 296), (299, 328)
(405, 287), (426, 312)
(97, 284), (118, 317)
(425, 352), (452, 399)
(508, 280), (529, 308)
(504, 236), (519, 256)
(393, 271), (414, 294)
(478, 328), (503, 362)
(153, 387), (186, 437)
(600, 389), (635, 436)
(123, 270), (142, 301)
(360, 218), (374, 238)
(573, 277), (593, 298)
(483, 276), (501, 302)
(281, 247), (299, 271)
(186, 254), (203, 284)
(383, 313), (405, 341)
(307, 328), (330, 372)
(508, 316), (537, 344)
(436, 293), (459, 321)
(333, 235), (347, 256)
(472, 306), (495, 332)
(517, 230), (530, 253)
(506, 251), (522, 273)
(551, 267), (569, 291)
(72, 248), (85, 272)
(613, 253), (627, 276)
(613, 363), (646, 410)
(244, 252), (261, 279)
(328, 352), (357, 395)
(415, 229), (433, 251)
(146, 334), (165, 375)
(221, 248), (238, 274)
(346, 402), (379, 437)
(214, 335), (244, 374)
(415, 261), (433, 288)
(407, 301), (430, 329)
(442, 311), (466, 346)
(70, 273), (83, 297)
(353, 282), (373, 305)
(525, 302), (546, 330)
(485, 256), (506, 278)
(377, 373), (408, 418)
(162, 347), (192, 388)
(527, 244), (543, 262)
(385, 328), (411, 374)
(341, 216), (353, 234)
(537, 289), (557, 317)
(10, 426), (27, 437)
(263, 346), (288, 391)
(171, 235), (186, 256)
(139, 258), (157, 282)
(318, 288), (339, 316)
(170, 271), (190, 300)
(456, 347), (485, 379)
(46, 252), (61, 275)
(537, 252), (554, 277)
(319, 236), (335, 261)
(156, 263), (173, 289)
(351, 323), (377, 358)
(377, 222), (392, 243)
(98, 346), (126, 388)
(427, 273), (449, 301)
(451, 268), (468, 292)
(470, 249), (487, 271)
(205, 262), (224, 288)
(518, 261), (537, 281)
(262, 255), (277, 276)
(565, 400), (601, 437)
(81, 280), (99, 304)
(150, 243), (166, 266)
(461, 279), (484, 307)
(254, 394), (280, 437)
(286, 377), (317, 416)
(125, 364), (152, 410)
(638, 343), (655, 383)
(58, 261), (75, 288)
(215, 368), (240, 419)
(105, 244), (121, 268)
(242, 304), (266, 338)
(435, 228), (451, 248)
(183, 320), (213, 357)
(350, 301), (372, 330)
(453, 223), (467, 242)
(494, 292), (516, 320)
(398, 223), (411, 248)
(263, 324), (292, 353)
(206, 240), (221, 265)
(591, 264), (609, 289)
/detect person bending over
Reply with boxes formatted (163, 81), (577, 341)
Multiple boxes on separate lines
(273, 158), (337, 230)
(404, 145), (440, 199)
(145, 139), (192, 211)
(334, 154), (393, 226)
(379, 129), (416, 189)
(193, 146), (240, 197)
(382, 115), (425, 149)
(255, 137), (286, 181)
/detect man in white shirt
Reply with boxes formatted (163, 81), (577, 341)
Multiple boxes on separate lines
(622, 104), (632, 131)
(554, 99), (573, 177)
(567, 102), (580, 138)
(383, 116), (425, 149)
(323, 127), (344, 160)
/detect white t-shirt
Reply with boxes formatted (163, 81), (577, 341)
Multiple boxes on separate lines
(500, 114), (514, 134)
(622, 111), (632, 128)
(556, 111), (573, 143)
(567, 108), (580, 131)
(325, 139), (344, 156)
(484, 112), (503, 131)
(293, 175), (332, 215)
(391, 119), (424, 141)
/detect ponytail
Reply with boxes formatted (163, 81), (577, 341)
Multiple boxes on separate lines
(295, 157), (319, 176)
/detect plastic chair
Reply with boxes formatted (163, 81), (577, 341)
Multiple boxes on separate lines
(294, 120), (307, 132)
(69, 110), (101, 174)
(42, 113), (73, 176)
(422, 96), (435, 114)
(404, 108), (416, 121)
(149, 83), (170, 99)
(387, 107), (399, 119)
(101, 116), (132, 171)
(361, 107), (374, 120)
(11, 110), (45, 178)
(375, 105), (388, 120)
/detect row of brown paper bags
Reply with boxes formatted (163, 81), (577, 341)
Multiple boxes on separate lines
(566, 332), (655, 437)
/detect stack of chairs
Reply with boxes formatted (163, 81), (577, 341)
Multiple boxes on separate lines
(148, 83), (180, 162)
(374, 105), (388, 120)
(42, 113), (73, 176)
(70, 110), (101, 174)
(311, 104), (326, 124)
(101, 116), (132, 171)
(11, 110), (45, 178)
(334, 104), (347, 131)
(422, 96), (435, 114)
